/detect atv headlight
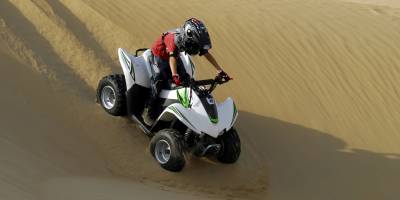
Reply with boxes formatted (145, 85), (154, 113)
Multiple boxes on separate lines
(199, 85), (206, 90)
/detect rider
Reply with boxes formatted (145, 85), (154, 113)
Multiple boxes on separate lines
(145, 18), (231, 124)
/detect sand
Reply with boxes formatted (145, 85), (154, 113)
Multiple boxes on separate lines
(344, 0), (400, 8)
(1, 0), (400, 199)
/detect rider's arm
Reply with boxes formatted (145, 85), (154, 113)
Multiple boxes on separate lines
(204, 52), (223, 72)
(169, 56), (178, 76)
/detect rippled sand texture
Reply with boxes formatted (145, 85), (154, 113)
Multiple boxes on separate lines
(1, 0), (400, 199)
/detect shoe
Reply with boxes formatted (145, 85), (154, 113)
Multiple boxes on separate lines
(142, 107), (155, 126)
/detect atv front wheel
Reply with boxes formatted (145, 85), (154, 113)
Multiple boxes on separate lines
(97, 74), (126, 116)
(150, 129), (185, 172)
(217, 128), (241, 163)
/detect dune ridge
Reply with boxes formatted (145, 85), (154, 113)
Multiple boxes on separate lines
(1, 0), (400, 199)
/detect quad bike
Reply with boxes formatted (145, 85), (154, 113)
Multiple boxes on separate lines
(96, 48), (240, 172)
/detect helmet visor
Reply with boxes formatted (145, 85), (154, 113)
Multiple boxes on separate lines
(199, 31), (212, 50)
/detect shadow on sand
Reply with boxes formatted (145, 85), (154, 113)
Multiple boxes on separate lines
(235, 111), (400, 200)
(101, 110), (400, 200)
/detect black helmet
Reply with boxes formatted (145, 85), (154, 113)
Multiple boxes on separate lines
(181, 18), (212, 55)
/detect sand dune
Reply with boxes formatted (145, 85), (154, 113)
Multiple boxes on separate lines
(1, 0), (400, 199)
(345, 0), (400, 8)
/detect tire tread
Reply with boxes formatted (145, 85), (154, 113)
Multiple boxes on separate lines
(97, 74), (127, 116)
(217, 128), (241, 163)
(150, 129), (185, 172)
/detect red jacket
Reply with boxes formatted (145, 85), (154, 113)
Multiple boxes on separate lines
(151, 32), (177, 61)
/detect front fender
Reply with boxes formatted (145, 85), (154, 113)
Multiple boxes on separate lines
(154, 98), (238, 138)
(155, 103), (200, 133)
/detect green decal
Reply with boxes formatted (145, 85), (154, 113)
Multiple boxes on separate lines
(189, 58), (195, 76)
(233, 102), (237, 118)
(169, 106), (182, 117)
(177, 88), (190, 108)
(168, 106), (196, 128)
(210, 117), (219, 124)
(231, 102), (237, 126)
(121, 52), (134, 80)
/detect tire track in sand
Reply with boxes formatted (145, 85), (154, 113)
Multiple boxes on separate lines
(8, 0), (112, 90)
(0, 0), (93, 99)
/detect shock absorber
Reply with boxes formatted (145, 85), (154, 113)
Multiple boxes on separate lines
(184, 128), (193, 147)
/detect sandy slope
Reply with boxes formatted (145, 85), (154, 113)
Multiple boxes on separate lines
(0, 42), (211, 200)
(1, 0), (400, 199)
(345, 0), (400, 8)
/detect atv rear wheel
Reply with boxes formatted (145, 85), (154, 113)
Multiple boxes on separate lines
(217, 128), (241, 163)
(97, 74), (126, 116)
(150, 129), (185, 172)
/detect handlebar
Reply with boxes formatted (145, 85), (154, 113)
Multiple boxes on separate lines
(183, 76), (231, 95)
(193, 79), (215, 86)
(135, 48), (149, 56)
(193, 76), (231, 86)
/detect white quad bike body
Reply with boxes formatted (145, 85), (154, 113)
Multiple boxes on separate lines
(97, 48), (240, 171)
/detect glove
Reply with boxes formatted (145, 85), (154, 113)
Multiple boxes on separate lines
(217, 70), (231, 81)
(172, 74), (181, 86)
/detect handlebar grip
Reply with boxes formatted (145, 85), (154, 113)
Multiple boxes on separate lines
(194, 79), (215, 86)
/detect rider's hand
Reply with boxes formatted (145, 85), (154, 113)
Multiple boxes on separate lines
(172, 74), (181, 86)
(217, 70), (231, 81)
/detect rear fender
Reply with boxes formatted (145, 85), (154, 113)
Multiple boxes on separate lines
(118, 48), (135, 89)
(118, 48), (151, 89)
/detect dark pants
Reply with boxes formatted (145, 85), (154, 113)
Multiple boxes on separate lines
(153, 56), (186, 82)
(147, 55), (186, 118)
